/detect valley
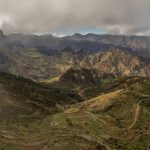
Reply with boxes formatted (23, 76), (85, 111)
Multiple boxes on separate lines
(0, 30), (149, 150)
(0, 0), (150, 149)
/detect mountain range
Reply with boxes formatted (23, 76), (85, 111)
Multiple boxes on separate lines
(0, 29), (150, 150)
(0, 29), (150, 80)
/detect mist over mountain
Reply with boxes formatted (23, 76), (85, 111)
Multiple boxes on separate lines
(0, 29), (5, 40)
(0, 0), (150, 149)
(0, 29), (150, 150)
(3, 31), (150, 57)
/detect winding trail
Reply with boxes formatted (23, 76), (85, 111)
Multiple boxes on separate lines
(86, 111), (110, 128)
(127, 101), (141, 130)
(78, 134), (112, 150)
(131, 132), (150, 143)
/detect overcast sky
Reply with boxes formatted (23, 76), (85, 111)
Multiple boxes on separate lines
(0, 0), (150, 36)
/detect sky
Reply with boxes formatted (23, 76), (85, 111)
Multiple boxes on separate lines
(0, 0), (150, 36)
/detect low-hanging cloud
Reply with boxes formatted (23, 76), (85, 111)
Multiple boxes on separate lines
(0, 0), (150, 35)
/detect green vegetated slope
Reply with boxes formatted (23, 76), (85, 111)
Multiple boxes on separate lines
(0, 71), (149, 150)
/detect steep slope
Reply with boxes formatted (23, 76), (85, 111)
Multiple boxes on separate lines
(0, 45), (82, 80)
(73, 89), (124, 112)
(0, 46), (60, 80)
(80, 49), (150, 76)
(59, 68), (101, 87)
(0, 71), (82, 114)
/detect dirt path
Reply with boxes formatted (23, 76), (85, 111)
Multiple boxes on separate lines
(127, 101), (141, 130)
(131, 132), (150, 143)
(78, 134), (112, 150)
(86, 111), (109, 128)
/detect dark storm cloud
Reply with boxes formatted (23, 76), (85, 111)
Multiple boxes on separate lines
(0, 0), (150, 35)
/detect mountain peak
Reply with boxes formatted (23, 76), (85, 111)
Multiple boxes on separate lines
(73, 33), (83, 37)
(85, 33), (98, 36)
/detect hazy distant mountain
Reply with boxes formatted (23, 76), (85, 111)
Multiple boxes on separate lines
(0, 29), (150, 80)
(64, 33), (150, 58)
(2, 30), (149, 58)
